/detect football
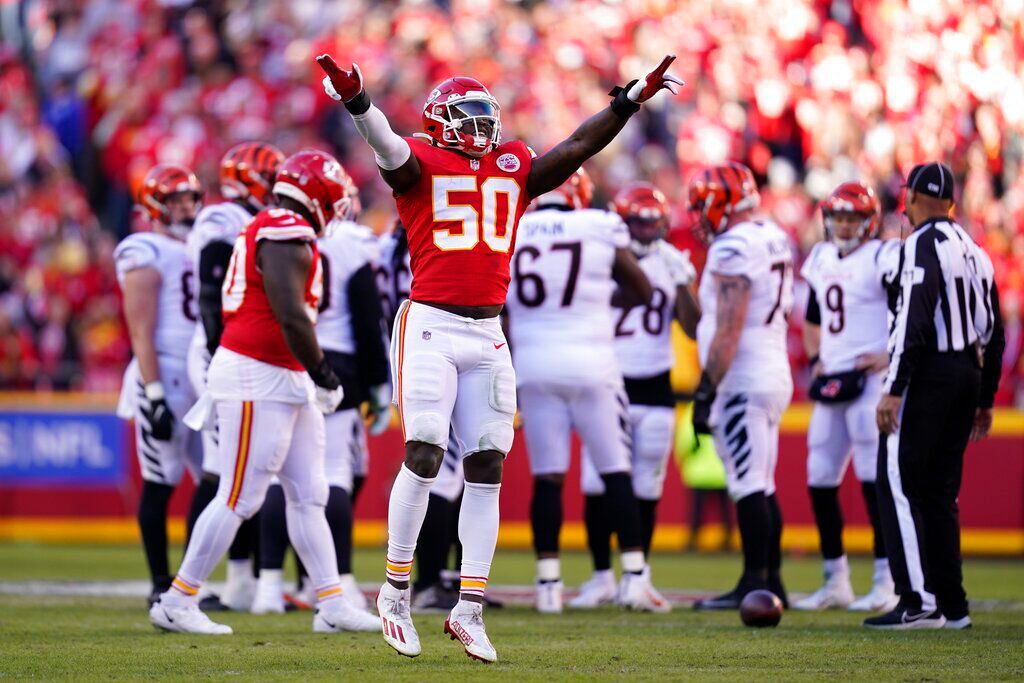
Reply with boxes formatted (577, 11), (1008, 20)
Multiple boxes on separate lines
(739, 590), (784, 628)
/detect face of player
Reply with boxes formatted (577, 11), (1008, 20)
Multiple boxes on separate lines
(627, 215), (667, 246)
(829, 211), (866, 242)
(165, 191), (200, 229)
(450, 100), (498, 152)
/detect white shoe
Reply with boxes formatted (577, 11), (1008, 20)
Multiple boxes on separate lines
(568, 570), (617, 609)
(445, 600), (497, 663)
(150, 598), (232, 635)
(221, 575), (256, 612)
(376, 582), (420, 657)
(618, 568), (672, 613)
(535, 580), (563, 614)
(250, 574), (285, 615)
(340, 574), (368, 611)
(849, 582), (899, 612)
(313, 597), (380, 632)
(794, 574), (855, 610)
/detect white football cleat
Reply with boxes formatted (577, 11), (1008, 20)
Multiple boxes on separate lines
(618, 567), (672, 613)
(376, 582), (421, 657)
(849, 582), (899, 612)
(313, 597), (380, 632)
(250, 574), (285, 615)
(568, 570), (618, 609)
(535, 580), (563, 614)
(150, 599), (232, 635)
(794, 574), (855, 610)
(221, 574), (256, 612)
(445, 600), (497, 663)
(339, 574), (368, 612)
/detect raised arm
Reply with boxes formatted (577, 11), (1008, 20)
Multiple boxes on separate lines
(525, 56), (682, 199)
(316, 55), (421, 194)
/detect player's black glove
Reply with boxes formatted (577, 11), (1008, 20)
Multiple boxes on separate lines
(692, 372), (716, 435)
(142, 382), (174, 441)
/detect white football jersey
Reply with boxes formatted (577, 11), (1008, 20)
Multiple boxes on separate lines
(506, 208), (629, 385)
(801, 238), (900, 374)
(317, 221), (380, 354)
(374, 228), (412, 334)
(186, 201), (253, 349)
(696, 219), (794, 394)
(114, 231), (196, 361)
(614, 241), (684, 378)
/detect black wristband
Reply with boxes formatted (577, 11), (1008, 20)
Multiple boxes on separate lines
(310, 356), (341, 390)
(344, 90), (371, 116)
(608, 80), (641, 118)
(694, 371), (716, 401)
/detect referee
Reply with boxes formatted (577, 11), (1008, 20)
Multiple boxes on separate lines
(867, 162), (1005, 630)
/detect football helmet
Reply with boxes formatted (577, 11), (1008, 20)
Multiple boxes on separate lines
(535, 168), (593, 210)
(272, 149), (360, 233)
(686, 162), (760, 242)
(821, 181), (879, 254)
(138, 163), (203, 238)
(421, 77), (501, 158)
(612, 182), (670, 254)
(220, 141), (286, 211)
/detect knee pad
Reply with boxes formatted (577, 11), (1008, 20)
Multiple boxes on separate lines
(476, 419), (514, 455)
(580, 453), (605, 497)
(488, 365), (517, 415)
(407, 411), (447, 448)
(280, 474), (329, 509)
(807, 447), (846, 488)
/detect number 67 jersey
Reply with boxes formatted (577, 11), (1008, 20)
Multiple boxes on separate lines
(696, 219), (794, 395)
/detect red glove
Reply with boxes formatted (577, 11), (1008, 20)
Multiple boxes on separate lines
(316, 54), (364, 103)
(627, 55), (684, 103)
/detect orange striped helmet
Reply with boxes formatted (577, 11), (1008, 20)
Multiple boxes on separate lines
(220, 141), (286, 210)
(612, 182), (670, 246)
(686, 161), (760, 241)
(138, 163), (203, 224)
(536, 168), (593, 209)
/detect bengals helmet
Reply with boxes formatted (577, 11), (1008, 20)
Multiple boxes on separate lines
(420, 77), (501, 157)
(535, 168), (593, 210)
(137, 163), (203, 236)
(220, 142), (286, 211)
(820, 181), (879, 253)
(686, 162), (760, 242)
(612, 182), (670, 252)
(272, 150), (360, 233)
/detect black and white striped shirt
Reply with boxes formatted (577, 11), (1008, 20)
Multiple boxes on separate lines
(885, 217), (1006, 407)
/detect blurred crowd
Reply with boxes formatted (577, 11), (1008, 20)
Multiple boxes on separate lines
(1, 0), (1022, 403)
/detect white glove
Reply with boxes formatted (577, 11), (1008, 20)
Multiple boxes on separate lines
(322, 76), (342, 102)
(366, 383), (393, 436)
(315, 385), (344, 415)
(661, 244), (697, 287)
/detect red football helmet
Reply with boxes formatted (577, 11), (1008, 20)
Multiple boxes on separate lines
(686, 162), (760, 242)
(821, 181), (879, 252)
(612, 182), (670, 248)
(138, 163), (203, 232)
(272, 150), (360, 233)
(536, 168), (593, 210)
(421, 77), (501, 158)
(220, 141), (286, 210)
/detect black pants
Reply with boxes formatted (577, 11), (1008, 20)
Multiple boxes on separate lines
(876, 351), (979, 617)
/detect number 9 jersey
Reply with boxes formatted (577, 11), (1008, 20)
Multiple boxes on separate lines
(395, 137), (534, 307)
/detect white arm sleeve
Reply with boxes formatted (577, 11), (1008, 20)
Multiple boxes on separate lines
(351, 104), (412, 171)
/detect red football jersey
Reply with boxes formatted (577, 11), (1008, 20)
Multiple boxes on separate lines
(219, 208), (322, 370)
(396, 138), (534, 307)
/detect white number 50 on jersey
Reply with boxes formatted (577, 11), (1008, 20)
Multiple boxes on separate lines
(432, 176), (520, 253)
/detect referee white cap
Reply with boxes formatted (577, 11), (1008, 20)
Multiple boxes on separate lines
(905, 161), (955, 200)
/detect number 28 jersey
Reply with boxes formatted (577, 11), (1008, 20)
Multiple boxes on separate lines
(219, 208), (323, 370)
(395, 137), (534, 307)
(696, 219), (794, 395)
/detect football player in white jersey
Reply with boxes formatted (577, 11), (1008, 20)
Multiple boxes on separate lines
(794, 181), (900, 612)
(505, 169), (666, 614)
(114, 164), (205, 606)
(687, 162), (795, 610)
(574, 183), (699, 609)
(184, 142), (285, 611)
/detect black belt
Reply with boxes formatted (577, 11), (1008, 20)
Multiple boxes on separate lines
(623, 371), (674, 407)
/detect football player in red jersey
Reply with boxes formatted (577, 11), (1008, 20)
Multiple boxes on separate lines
(150, 150), (379, 636)
(318, 52), (682, 662)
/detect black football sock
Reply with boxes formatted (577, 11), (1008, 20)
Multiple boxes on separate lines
(809, 486), (844, 560)
(415, 493), (452, 591)
(638, 498), (659, 557)
(351, 475), (366, 506)
(583, 494), (613, 572)
(326, 486), (354, 575)
(185, 474), (218, 547)
(530, 478), (563, 558)
(860, 481), (887, 559)
(258, 484), (288, 571)
(601, 472), (644, 568)
(451, 494), (463, 570)
(767, 493), (784, 575)
(228, 514), (258, 564)
(137, 480), (175, 591)
(734, 491), (770, 587)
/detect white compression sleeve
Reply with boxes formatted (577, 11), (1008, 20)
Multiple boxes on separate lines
(351, 104), (412, 171)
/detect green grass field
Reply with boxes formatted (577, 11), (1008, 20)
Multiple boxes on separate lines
(1, 543), (1022, 680)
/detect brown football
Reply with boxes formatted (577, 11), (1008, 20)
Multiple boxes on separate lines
(739, 589), (783, 627)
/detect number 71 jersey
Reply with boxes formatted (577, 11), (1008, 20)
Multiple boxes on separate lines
(395, 137), (534, 307)
(696, 219), (794, 395)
